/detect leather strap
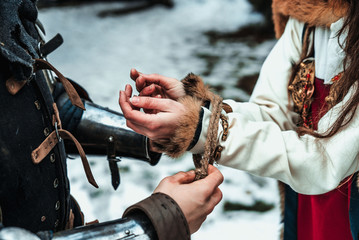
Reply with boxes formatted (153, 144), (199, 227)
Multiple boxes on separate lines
(5, 77), (26, 95)
(65, 209), (75, 230)
(222, 102), (233, 114)
(32, 130), (58, 163)
(31, 129), (98, 188)
(52, 102), (62, 129)
(123, 192), (190, 240)
(31, 103), (98, 188)
(33, 59), (85, 110)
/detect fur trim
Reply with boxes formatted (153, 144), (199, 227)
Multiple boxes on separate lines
(272, 0), (348, 38)
(152, 73), (217, 158)
(181, 73), (215, 102)
(152, 96), (203, 158)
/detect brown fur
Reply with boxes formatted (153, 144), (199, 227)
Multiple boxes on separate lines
(272, 0), (349, 38)
(152, 74), (215, 158)
(181, 73), (214, 102)
(152, 96), (203, 158)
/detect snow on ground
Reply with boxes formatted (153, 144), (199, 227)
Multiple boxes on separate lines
(38, 0), (280, 239)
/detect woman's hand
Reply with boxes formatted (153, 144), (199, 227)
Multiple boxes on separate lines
(130, 69), (186, 100)
(154, 165), (224, 234)
(119, 84), (185, 140)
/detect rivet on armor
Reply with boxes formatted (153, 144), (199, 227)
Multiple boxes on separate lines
(125, 229), (131, 235)
(34, 100), (41, 110)
(44, 127), (50, 136)
(54, 219), (59, 228)
(50, 153), (55, 163)
(53, 178), (59, 188)
(41, 216), (46, 222)
(55, 201), (60, 210)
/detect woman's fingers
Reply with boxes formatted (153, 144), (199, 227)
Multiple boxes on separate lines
(119, 91), (153, 127)
(130, 96), (176, 112)
(124, 84), (141, 111)
(130, 69), (185, 100)
(119, 90), (133, 114)
(124, 84), (132, 97)
(135, 73), (178, 93)
(139, 84), (156, 96)
(130, 68), (141, 81)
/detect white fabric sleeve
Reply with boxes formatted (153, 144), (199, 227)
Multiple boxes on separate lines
(189, 18), (359, 195)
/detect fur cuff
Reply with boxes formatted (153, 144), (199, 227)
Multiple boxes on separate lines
(152, 96), (203, 158)
(181, 73), (215, 102)
(272, 0), (348, 39)
(151, 73), (216, 158)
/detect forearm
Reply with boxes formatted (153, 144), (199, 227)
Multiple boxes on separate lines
(0, 193), (189, 240)
(53, 193), (189, 240)
(190, 105), (359, 194)
(54, 86), (161, 163)
(123, 193), (190, 240)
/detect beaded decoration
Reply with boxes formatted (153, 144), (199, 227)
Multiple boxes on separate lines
(288, 58), (315, 129)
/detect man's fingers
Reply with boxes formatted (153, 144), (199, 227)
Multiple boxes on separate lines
(197, 165), (224, 191)
(170, 170), (196, 184)
(207, 164), (220, 175)
(211, 188), (223, 206)
(204, 188), (223, 216)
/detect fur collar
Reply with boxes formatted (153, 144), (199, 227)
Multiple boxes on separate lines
(272, 0), (349, 38)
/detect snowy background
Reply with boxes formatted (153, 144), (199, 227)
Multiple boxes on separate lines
(38, 0), (281, 239)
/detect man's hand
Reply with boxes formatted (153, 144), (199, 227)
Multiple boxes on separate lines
(154, 165), (224, 234)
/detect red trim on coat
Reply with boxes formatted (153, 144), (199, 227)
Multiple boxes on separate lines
(297, 78), (352, 240)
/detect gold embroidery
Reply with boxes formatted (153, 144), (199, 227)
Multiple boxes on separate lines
(325, 72), (343, 107)
(288, 58), (315, 129)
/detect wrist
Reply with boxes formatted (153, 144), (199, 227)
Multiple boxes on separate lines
(151, 96), (203, 158)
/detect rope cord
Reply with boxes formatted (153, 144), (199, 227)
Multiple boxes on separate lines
(193, 93), (223, 180)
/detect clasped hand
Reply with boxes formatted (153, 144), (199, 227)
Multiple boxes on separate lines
(119, 69), (186, 141)
(119, 69), (224, 234)
(155, 165), (223, 234)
